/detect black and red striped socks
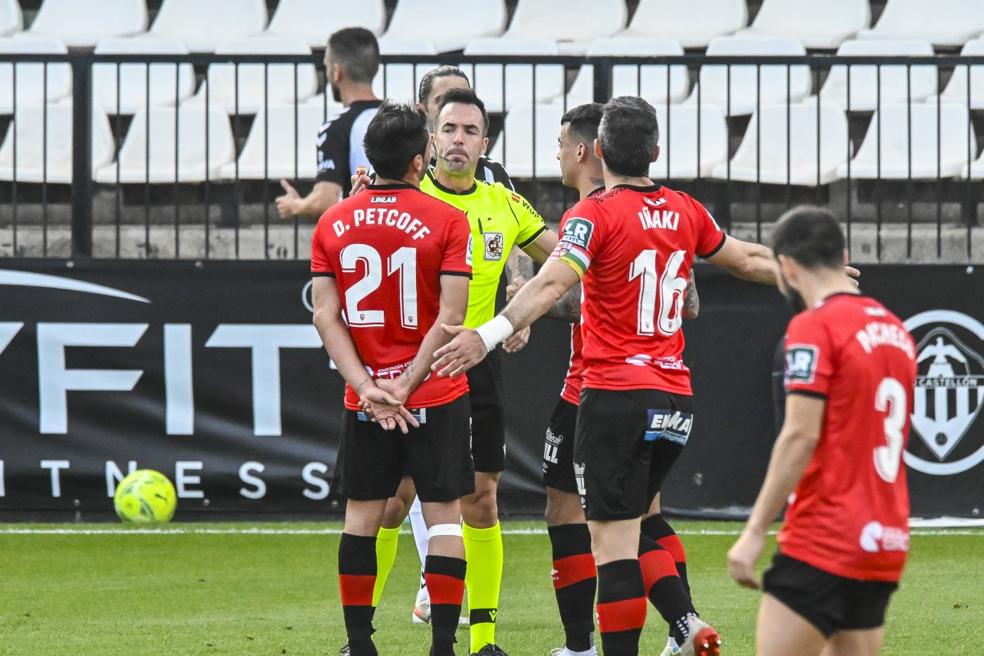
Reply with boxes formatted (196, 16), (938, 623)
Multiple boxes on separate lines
(596, 559), (647, 656)
(424, 554), (467, 656)
(642, 513), (692, 597)
(338, 533), (379, 656)
(639, 534), (695, 646)
(548, 523), (597, 653)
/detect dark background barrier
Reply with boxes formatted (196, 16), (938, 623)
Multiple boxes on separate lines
(0, 261), (981, 520)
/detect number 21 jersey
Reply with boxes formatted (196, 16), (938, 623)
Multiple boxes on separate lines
(553, 184), (725, 395)
(310, 183), (472, 410)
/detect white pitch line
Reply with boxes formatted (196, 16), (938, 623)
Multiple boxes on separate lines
(0, 527), (982, 536)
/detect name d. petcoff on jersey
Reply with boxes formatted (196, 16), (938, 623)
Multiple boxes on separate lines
(330, 207), (432, 241)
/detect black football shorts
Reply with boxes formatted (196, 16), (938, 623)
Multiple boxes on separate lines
(542, 398), (579, 494)
(333, 395), (474, 503)
(466, 349), (506, 473)
(574, 388), (694, 521)
(763, 553), (898, 637)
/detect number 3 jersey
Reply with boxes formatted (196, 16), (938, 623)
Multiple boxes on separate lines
(780, 294), (917, 582)
(310, 183), (473, 410)
(552, 184), (725, 395)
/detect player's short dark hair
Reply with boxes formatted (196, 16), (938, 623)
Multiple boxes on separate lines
(363, 102), (429, 180)
(598, 96), (660, 177)
(418, 65), (470, 105)
(772, 205), (845, 269)
(327, 27), (379, 84)
(436, 87), (489, 134)
(561, 103), (604, 146)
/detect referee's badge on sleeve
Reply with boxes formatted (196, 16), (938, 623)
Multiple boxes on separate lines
(484, 232), (504, 261)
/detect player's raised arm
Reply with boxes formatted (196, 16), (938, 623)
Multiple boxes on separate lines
(705, 236), (779, 285)
(433, 259), (580, 377)
(310, 276), (418, 433)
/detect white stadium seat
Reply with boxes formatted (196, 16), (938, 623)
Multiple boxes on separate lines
(712, 103), (849, 185)
(837, 104), (975, 179)
(0, 36), (71, 113)
(815, 39), (937, 112)
(26, 0), (146, 47)
(301, 92), (345, 122)
(937, 38), (984, 109)
(374, 38), (438, 104)
(461, 38), (565, 112)
(621, 0), (747, 48)
(189, 38), (317, 114)
(686, 36), (811, 116)
(857, 0), (984, 47)
(738, 0), (869, 50)
(264, 0), (386, 46)
(383, 0), (506, 53)
(487, 103), (564, 178)
(95, 106), (236, 183)
(503, 0), (627, 55)
(93, 37), (196, 114)
(220, 103), (327, 180)
(0, 103), (114, 183)
(564, 38), (689, 108)
(0, 0), (22, 37)
(149, 0), (268, 52)
(650, 104), (729, 180)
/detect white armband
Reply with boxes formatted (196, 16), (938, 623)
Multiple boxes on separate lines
(475, 315), (515, 353)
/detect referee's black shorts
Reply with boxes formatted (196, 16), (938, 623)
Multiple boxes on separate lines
(466, 348), (506, 473)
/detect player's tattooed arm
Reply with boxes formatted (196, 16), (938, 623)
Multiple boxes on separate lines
(545, 281), (581, 322)
(682, 271), (699, 320)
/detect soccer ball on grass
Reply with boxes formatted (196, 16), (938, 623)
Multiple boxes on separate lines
(113, 469), (178, 523)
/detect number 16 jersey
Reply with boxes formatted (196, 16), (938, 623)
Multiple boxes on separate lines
(311, 183), (473, 410)
(552, 184), (725, 395)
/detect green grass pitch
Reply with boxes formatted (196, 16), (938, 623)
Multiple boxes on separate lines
(0, 521), (981, 655)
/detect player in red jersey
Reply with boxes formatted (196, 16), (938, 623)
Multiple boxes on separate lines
(727, 206), (917, 656)
(311, 102), (474, 656)
(433, 97), (786, 656)
(542, 103), (701, 656)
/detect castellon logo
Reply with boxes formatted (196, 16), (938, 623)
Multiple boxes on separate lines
(903, 310), (984, 476)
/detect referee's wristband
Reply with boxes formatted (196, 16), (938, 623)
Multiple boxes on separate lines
(475, 315), (515, 353)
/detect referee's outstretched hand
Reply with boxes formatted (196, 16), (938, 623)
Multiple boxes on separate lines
(432, 325), (488, 378)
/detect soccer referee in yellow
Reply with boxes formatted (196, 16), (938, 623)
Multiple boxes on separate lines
(370, 88), (557, 656)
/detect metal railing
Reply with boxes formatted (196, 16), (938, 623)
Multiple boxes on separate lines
(1, 52), (983, 262)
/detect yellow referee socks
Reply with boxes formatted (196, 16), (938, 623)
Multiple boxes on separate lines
(372, 526), (401, 607)
(463, 521), (503, 653)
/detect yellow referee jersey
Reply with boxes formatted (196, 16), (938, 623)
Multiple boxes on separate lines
(421, 170), (547, 328)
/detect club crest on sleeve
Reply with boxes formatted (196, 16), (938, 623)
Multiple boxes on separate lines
(465, 235), (474, 266)
(786, 345), (819, 384)
(561, 217), (594, 249)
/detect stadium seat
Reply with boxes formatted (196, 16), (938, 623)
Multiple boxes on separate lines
(857, 0), (984, 47)
(503, 0), (627, 54)
(685, 36), (811, 116)
(300, 92), (344, 122)
(737, 0), (869, 50)
(650, 104), (729, 180)
(93, 38), (196, 114)
(219, 103), (326, 180)
(25, 0), (146, 47)
(836, 104), (975, 179)
(95, 106), (236, 183)
(486, 103), (563, 178)
(383, 0), (506, 52)
(711, 103), (850, 185)
(563, 37), (689, 108)
(620, 0), (747, 48)
(0, 36), (71, 113)
(149, 0), (267, 52)
(0, 0), (22, 37)
(374, 38), (439, 104)
(189, 38), (317, 114)
(263, 0), (386, 46)
(936, 38), (984, 109)
(461, 39), (565, 113)
(0, 103), (114, 183)
(814, 39), (937, 112)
